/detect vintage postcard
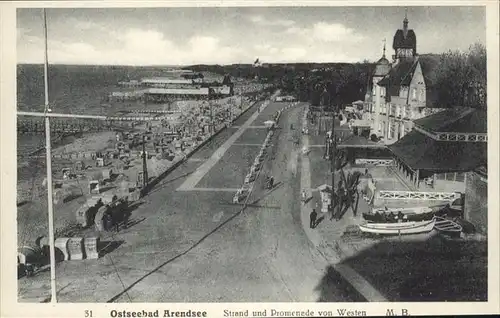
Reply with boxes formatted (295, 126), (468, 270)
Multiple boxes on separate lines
(1, 0), (499, 317)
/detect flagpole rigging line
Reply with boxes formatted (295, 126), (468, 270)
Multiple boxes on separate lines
(42, 8), (58, 304)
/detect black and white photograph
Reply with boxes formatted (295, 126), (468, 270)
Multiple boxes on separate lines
(1, 1), (499, 316)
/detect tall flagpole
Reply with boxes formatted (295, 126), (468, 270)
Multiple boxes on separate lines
(42, 8), (57, 303)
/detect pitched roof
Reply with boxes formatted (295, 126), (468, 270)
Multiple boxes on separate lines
(392, 29), (417, 50)
(414, 107), (487, 133)
(377, 59), (415, 97)
(388, 130), (487, 171)
(400, 62), (418, 86)
(418, 55), (440, 87)
(418, 55), (441, 107)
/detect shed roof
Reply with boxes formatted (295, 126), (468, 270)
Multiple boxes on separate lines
(388, 130), (487, 172)
(414, 107), (487, 133)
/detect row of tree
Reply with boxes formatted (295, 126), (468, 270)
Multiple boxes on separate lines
(279, 63), (373, 110)
(184, 42), (487, 110)
(277, 43), (487, 110)
(432, 43), (487, 109)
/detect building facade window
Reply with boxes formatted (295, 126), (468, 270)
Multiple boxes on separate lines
(404, 105), (411, 117)
(400, 87), (408, 98)
(436, 172), (466, 182)
(420, 89), (425, 101)
(412, 88), (417, 100)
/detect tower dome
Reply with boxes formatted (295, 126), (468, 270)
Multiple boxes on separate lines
(373, 40), (391, 76)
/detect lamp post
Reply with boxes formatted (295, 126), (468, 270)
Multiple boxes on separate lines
(142, 135), (148, 189)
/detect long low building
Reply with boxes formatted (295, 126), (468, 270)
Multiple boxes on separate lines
(140, 78), (203, 87)
(144, 87), (210, 102)
(146, 86), (232, 97)
(147, 87), (210, 95)
(110, 86), (233, 102)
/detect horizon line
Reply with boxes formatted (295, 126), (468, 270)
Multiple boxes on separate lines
(15, 53), (445, 68)
(15, 61), (374, 67)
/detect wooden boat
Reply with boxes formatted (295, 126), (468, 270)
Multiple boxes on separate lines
(362, 211), (435, 223)
(364, 205), (444, 223)
(371, 206), (438, 215)
(434, 217), (463, 233)
(358, 218), (436, 235)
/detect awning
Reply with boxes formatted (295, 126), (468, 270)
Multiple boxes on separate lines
(388, 130), (487, 172)
(337, 135), (386, 149)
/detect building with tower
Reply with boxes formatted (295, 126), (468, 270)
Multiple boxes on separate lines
(363, 11), (445, 144)
(357, 10), (488, 236)
(392, 11), (417, 62)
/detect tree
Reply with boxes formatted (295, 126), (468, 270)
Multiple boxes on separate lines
(434, 43), (487, 109)
(329, 146), (361, 221)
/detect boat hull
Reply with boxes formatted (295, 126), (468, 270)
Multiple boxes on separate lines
(359, 219), (436, 235)
(371, 206), (440, 215)
(363, 211), (435, 223)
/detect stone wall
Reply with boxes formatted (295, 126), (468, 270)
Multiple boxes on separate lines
(464, 171), (488, 235)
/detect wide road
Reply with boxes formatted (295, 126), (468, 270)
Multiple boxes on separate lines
(18, 99), (361, 302)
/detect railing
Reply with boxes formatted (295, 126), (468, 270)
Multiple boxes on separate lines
(377, 190), (461, 201)
(436, 132), (488, 142)
(355, 159), (394, 166)
(129, 109), (181, 114)
(17, 111), (158, 122)
(106, 116), (158, 121)
(415, 126), (487, 143)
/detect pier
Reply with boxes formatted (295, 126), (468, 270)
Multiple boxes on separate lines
(17, 111), (166, 134)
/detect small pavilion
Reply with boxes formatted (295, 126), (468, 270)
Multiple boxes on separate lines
(388, 107), (487, 190)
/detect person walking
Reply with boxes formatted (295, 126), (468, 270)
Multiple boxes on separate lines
(104, 212), (113, 232)
(310, 209), (318, 229)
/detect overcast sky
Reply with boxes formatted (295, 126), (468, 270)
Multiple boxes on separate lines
(16, 6), (486, 65)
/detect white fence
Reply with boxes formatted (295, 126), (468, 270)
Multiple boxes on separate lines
(377, 190), (461, 201)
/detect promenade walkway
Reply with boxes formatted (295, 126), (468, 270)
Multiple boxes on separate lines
(298, 105), (387, 302)
(177, 93), (280, 192)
